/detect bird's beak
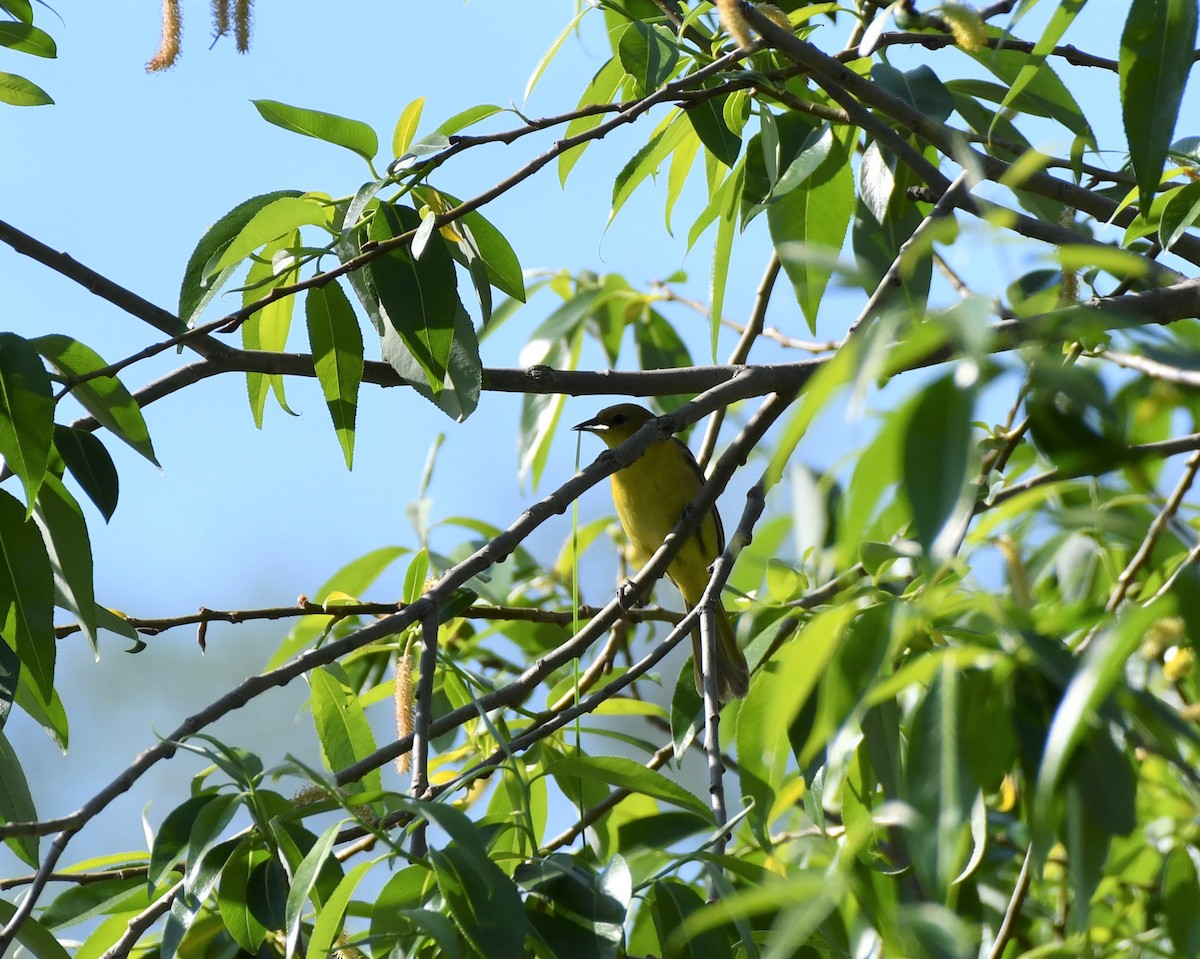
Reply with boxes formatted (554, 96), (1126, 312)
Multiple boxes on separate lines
(572, 415), (603, 433)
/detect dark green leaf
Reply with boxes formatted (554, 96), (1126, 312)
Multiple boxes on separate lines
(412, 187), (525, 301)
(1120, 0), (1198, 212)
(282, 819), (342, 957)
(431, 842), (527, 959)
(148, 794), (220, 889)
(0, 489), (54, 698)
(252, 99), (378, 161)
(0, 1), (33, 24)
(902, 374), (975, 556)
(0, 70), (52, 106)
(14, 663), (66, 748)
(651, 878), (734, 959)
(1163, 845), (1200, 957)
(0, 730), (37, 865)
(635, 310), (694, 414)
(0, 332), (53, 506)
(685, 90), (741, 167)
(40, 875), (148, 931)
(369, 203), (459, 395)
(872, 63), (955, 124)
(33, 475), (97, 653)
(305, 282), (363, 469)
(34, 335), (158, 466)
(1160, 179), (1200, 250)
(379, 303), (481, 422)
(208, 196), (329, 276)
(618, 21), (679, 97)
(53, 426), (118, 522)
(179, 190), (302, 327)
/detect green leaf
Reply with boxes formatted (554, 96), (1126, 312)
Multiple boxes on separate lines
(559, 57), (626, 185)
(210, 196), (329, 276)
(685, 90), (741, 167)
(412, 187), (525, 301)
(0, 1), (32, 24)
(709, 158), (745, 358)
(33, 475), (97, 654)
(369, 203), (459, 396)
(0, 897), (70, 959)
(391, 96), (424, 156)
(306, 858), (374, 959)
(635, 310), (694, 414)
(148, 794), (218, 888)
(53, 426), (117, 522)
(872, 63), (955, 124)
(546, 755), (714, 822)
(902, 374), (975, 557)
(1120, 0), (1198, 212)
(242, 234), (299, 426)
(252, 99), (378, 162)
(217, 840), (270, 954)
(179, 190), (303, 327)
(40, 875), (148, 931)
(34, 335), (158, 466)
(769, 133), (854, 333)
(618, 21), (679, 97)
(0, 332), (53, 507)
(1034, 601), (1168, 841)
(0, 489), (54, 698)
(267, 546), (408, 668)
(993, 0), (1087, 137)
(1163, 845), (1200, 957)
(310, 664), (382, 791)
(0, 22), (56, 56)
(0, 730), (37, 865)
(0, 70), (52, 105)
(433, 103), (503, 137)
(525, 6), (589, 102)
(652, 878), (735, 959)
(430, 841), (527, 959)
(14, 663), (67, 748)
(610, 110), (691, 224)
(518, 319), (582, 489)
(283, 819), (343, 958)
(305, 282), (363, 469)
(1160, 179), (1200, 250)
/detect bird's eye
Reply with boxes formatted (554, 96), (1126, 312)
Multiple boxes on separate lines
(612, 414), (626, 425)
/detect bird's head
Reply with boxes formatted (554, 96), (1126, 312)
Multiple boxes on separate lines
(572, 403), (656, 448)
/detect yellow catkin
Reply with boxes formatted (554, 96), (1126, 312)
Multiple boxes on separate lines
(394, 645), (414, 774)
(755, 3), (791, 32)
(146, 0), (182, 72)
(939, 3), (986, 53)
(234, 0), (253, 53)
(715, 0), (753, 49)
(211, 0), (229, 37)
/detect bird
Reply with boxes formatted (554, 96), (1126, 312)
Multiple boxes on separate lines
(573, 403), (751, 702)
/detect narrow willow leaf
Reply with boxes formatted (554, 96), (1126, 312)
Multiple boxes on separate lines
(306, 282), (363, 469)
(0, 333), (52, 508)
(34, 335), (158, 467)
(252, 99), (378, 162)
(0, 488), (54, 698)
(993, 0), (1088, 138)
(0, 731), (38, 865)
(306, 859), (374, 959)
(709, 158), (745, 359)
(242, 234), (299, 426)
(665, 124), (701, 233)
(412, 186), (525, 301)
(901, 374), (975, 557)
(179, 190), (303, 327)
(33, 475), (97, 654)
(1160, 178), (1200, 250)
(1119, 0), (1198, 212)
(0, 899), (68, 959)
(53, 426), (118, 522)
(283, 819), (344, 959)
(635, 310), (694, 414)
(610, 110), (690, 224)
(525, 6), (589, 103)
(559, 56), (625, 185)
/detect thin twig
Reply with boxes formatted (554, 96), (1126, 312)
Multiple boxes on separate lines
(986, 846), (1033, 959)
(98, 879), (184, 959)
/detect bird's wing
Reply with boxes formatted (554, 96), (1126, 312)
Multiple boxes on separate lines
(671, 436), (725, 555)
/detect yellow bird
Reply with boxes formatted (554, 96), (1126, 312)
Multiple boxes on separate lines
(573, 403), (750, 702)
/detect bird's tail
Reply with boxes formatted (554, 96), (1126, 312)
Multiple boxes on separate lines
(689, 600), (750, 703)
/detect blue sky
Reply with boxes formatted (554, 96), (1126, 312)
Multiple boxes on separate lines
(1, 0), (1190, 882)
